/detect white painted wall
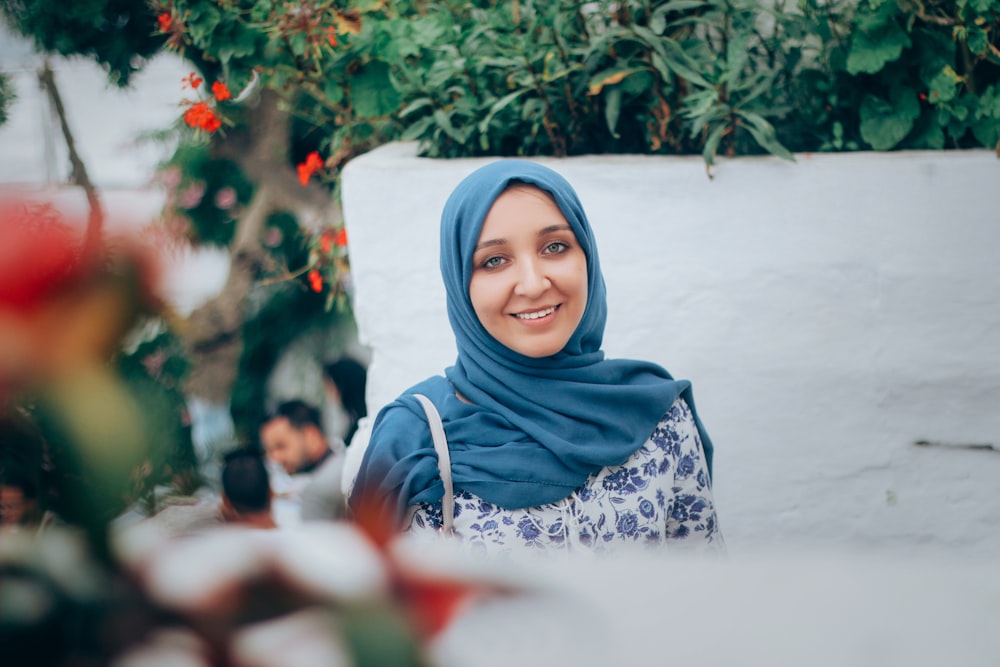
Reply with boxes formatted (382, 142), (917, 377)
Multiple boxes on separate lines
(342, 142), (1000, 556)
(0, 37), (190, 188)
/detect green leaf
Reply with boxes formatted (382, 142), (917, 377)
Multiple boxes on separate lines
(350, 60), (402, 117)
(399, 97), (434, 118)
(522, 97), (546, 121)
(216, 23), (259, 64)
(846, 22), (910, 74)
(701, 122), (728, 165)
(651, 0), (716, 33)
(288, 32), (309, 58)
(967, 27), (989, 56)
(432, 109), (470, 143)
(478, 89), (530, 133)
(186, 5), (222, 44)
(399, 115), (434, 140)
(681, 88), (721, 121)
(859, 89), (920, 149)
(907, 118), (946, 149)
(925, 65), (960, 103)
(737, 111), (795, 160)
(350, 0), (387, 10)
(971, 118), (1000, 149)
(604, 86), (623, 138)
(659, 38), (713, 88)
(588, 66), (646, 96)
(730, 69), (776, 107)
(323, 78), (346, 106)
(414, 15), (452, 48)
(971, 85), (1000, 120)
(249, 2), (273, 21)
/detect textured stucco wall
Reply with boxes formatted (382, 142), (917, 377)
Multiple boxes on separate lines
(341, 142), (1000, 556)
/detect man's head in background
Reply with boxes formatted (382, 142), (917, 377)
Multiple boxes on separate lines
(220, 448), (274, 527)
(259, 400), (329, 475)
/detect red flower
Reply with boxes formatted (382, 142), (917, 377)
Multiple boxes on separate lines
(919, 93), (927, 101)
(297, 151), (325, 186)
(308, 269), (323, 293)
(183, 102), (221, 133)
(0, 200), (82, 312)
(182, 71), (203, 90)
(334, 227), (348, 247)
(157, 12), (172, 32)
(319, 231), (334, 253)
(325, 26), (338, 47)
(211, 81), (232, 102)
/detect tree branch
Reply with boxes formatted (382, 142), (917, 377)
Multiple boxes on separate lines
(38, 60), (104, 255)
(913, 1), (960, 26)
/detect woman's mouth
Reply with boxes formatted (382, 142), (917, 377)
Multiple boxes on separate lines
(513, 305), (559, 320)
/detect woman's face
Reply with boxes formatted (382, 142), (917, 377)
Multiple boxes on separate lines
(468, 186), (588, 358)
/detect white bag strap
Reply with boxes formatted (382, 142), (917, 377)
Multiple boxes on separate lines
(413, 393), (454, 535)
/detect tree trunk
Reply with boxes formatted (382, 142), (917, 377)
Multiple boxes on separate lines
(180, 88), (339, 403)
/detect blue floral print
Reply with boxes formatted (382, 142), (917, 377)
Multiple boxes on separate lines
(404, 398), (725, 557)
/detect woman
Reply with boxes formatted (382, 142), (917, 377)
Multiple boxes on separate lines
(350, 160), (723, 556)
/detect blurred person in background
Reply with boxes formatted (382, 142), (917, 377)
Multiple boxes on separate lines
(322, 357), (368, 447)
(0, 468), (42, 531)
(219, 448), (277, 529)
(259, 400), (346, 521)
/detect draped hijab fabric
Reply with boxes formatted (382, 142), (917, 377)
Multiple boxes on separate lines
(351, 160), (713, 525)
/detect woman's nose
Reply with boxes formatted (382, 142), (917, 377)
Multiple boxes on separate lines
(513, 259), (551, 297)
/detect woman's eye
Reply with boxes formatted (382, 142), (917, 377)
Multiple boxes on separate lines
(543, 241), (568, 255)
(482, 256), (505, 269)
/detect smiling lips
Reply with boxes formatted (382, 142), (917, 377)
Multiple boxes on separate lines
(513, 305), (559, 321)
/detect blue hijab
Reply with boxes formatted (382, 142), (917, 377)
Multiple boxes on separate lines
(351, 160), (713, 525)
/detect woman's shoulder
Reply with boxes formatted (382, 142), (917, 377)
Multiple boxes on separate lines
(358, 375), (458, 467)
(371, 376), (450, 424)
(394, 376), (455, 409)
(661, 395), (694, 424)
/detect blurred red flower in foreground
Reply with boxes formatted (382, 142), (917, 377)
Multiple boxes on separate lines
(0, 197), (164, 397)
(0, 199), (83, 313)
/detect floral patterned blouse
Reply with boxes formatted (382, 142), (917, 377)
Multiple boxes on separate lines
(404, 397), (724, 558)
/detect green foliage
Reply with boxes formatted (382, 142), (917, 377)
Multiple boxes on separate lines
(0, 0), (165, 86)
(165, 0), (402, 175)
(117, 331), (202, 506)
(352, 0), (809, 161)
(380, 0), (1000, 160)
(159, 143), (255, 247)
(0, 71), (14, 126)
(168, 0), (994, 166)
(791, 0), (1000, 153)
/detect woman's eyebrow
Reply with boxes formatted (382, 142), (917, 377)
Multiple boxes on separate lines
(474, 237), (506, 252)
(538, 224), (571, 236)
